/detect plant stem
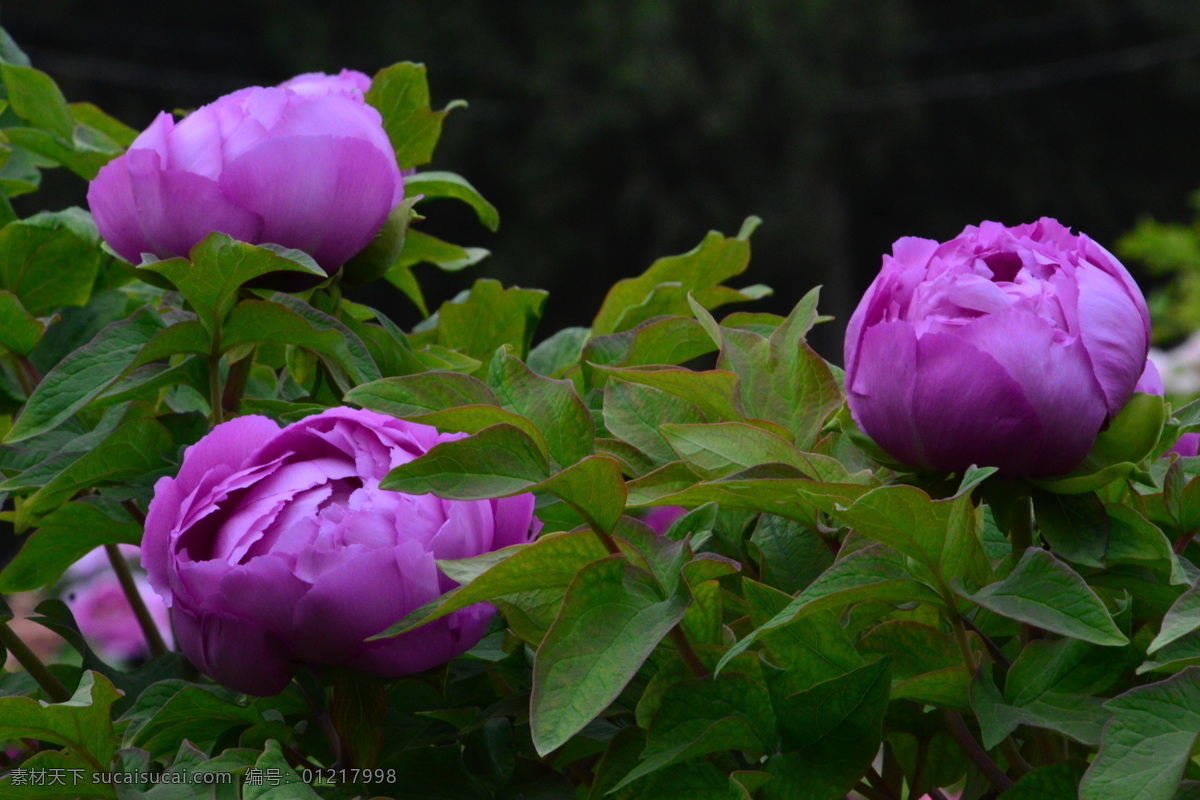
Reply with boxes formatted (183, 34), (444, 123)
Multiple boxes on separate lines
(1009, 495), (1033, 560)
(1174, 531), (1195, 555)
(207, 351), (223, 427)
(221, 350), (254, 414)
(0, 621), (71, 702)
(864, 765), (899, 800)
(952, 616), (978, 675)
(999, 738), (1033, 776)
(587, 523), (621, 556)
(104, 544), (168, 658)
(962, 616), (1011, 670)
(940, 710), (1014, 792)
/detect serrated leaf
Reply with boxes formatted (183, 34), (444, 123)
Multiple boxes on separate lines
(531, 556), (689, 755)
(963, 548), (1128, 646)
(583, 316), (715, 379)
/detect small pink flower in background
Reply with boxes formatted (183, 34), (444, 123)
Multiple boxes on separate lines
(87, 69), (403, 273)
(643, 506), (687, 535)
(65, 566), (173, 664)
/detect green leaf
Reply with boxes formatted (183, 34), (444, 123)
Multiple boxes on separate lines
(244, 741), (323, 800)
(858, 619), (966, 681)
(0, 498), (140, 592)
(223, 297), (380, 388)
(0, 749), (116, 799)
(717, 545), (944, 674)
(592, 221), (759, 336)
(748, 514), (834, 595)
(394, 228), (490, 272)
(140, 234), (325, 334)
(1104, 504), (1188, 585)
(763, 658), (891, 800)
(366, 62), (463, 169)
(539, 456), (627, 533)
(592, 365), (742, 421)
(6, 307), (165, 443)
(69, 102), (138, 148)
(1033, 490), (1110, 568)
(603, 378), (708, 464)
(125, 683), (261, 760)
(436, 278), (548, 363)
(1000, 763), (1087, 800)
(660, 421), (837, 480)
(1151, 583), (1200, 653)
(531, 556), (689, 756)
(15, 416), (173, 528)
(375, 530), (609, 641)
(689, 290), (842, 448)
(1080, 668), (1200, 800)
(0, 208), (103, 316)
(0, 290), (47, 355)
(611, 672), (775, 792)
(633, 464), (872, 529)
(1, 64), (73, 137)
(489, 351), (595, 468)
(0, 670), (120, 771)
(381, 422), (550, 499)
(742, 578), (863, 692)
(963, 548), (1128, 646)
(528, 327), (590, 377)
(134, 320), (211, 363)
(405, 171), (499, 231)
(582, 316), (715, 378)
(346, 371), (499, 415)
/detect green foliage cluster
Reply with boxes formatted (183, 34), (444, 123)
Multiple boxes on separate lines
(0, 27), (1199, 800)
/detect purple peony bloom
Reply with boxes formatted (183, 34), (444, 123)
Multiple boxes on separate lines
(65, 564), (173, 664)
(142, 408), (539, 696)
(845, 218), (1150, 477)
(87, 70), (403, 273)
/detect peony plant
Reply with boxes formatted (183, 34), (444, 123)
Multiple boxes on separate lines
(0, 24), (1199, 800)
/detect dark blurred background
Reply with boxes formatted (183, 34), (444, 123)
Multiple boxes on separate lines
(5, 0), (1200, 359)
